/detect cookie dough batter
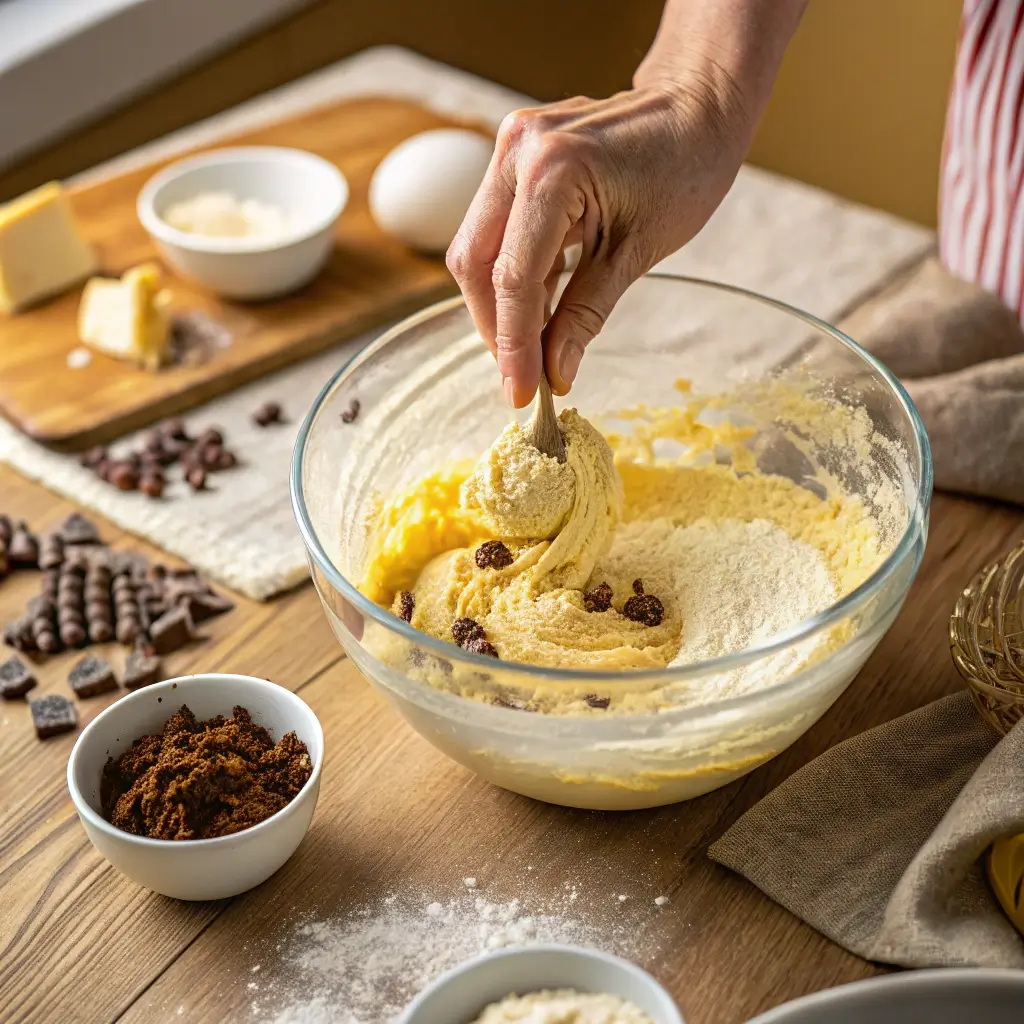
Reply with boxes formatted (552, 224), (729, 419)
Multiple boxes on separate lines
(359, 403), (883, 677)
(470, 989), (655, 1024)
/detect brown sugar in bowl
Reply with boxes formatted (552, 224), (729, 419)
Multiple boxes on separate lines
(67, 674), (323, 900)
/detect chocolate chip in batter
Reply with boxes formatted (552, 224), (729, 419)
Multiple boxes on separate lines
(451, 617), (485, 647)
(584, 694), (611, 709)
(397, 591), (415, 623)
(583, 582), (613, 613)
(340, 399), (360, 424)
(622, 579), (665, 627)
(475, 540), (514, 570)
(464, 635), (499, 658)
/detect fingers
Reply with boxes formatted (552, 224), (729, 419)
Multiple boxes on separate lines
(446, 157), (514, 353)
(492, 172), (583, 407)
(544, 246), (636, 396)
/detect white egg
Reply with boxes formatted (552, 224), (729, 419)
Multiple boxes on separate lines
(369, 128), (494, 253)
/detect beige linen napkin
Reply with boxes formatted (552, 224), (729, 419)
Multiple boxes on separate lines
(836, 257), (1024, 505)
(709, 691), (1024, 968)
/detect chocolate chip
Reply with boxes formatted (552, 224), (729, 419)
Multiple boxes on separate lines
(583, 582), (613, 613)
(38, 535), (64, 571)
(3, 618), (36, 653)
(215, 449), (237, 471)
(68, 655), (116, 697)
(115, 617), (141, 645)
(198, 427), (223, 448)
(0, 514), (13, 546)
(0, 656), (36, 699)
(475, 540), (514, 570)
(464, 635), (499, 658)
(110, 462), (138, 491)
(123, 643), (163, 690)
(186, 467), (207, 491)
(60, 513), (100, 546)
(149, 605), (196, 655)
(622, 579), (665, 628)
(88, 620), (113, 644)
(451, 617), (485, 647)
(252, 402), (283, 427)
(60, 621), (88, 648)
(397, 591), (415, 622)
(78, 445), (107, 469)
(30, 694), (77, 738)
(199, 443), (224, 470)
(8, 524), (39, 567)
(139, 473), (165, 499)
(584, 694), (611, 709)
(340, 399), (360, 424)
(162, 416), (189, 441)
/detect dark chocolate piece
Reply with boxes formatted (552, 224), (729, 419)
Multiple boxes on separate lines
(252, 402), (283, 427)
(149, 605), (196, 655)
(464, 635), (499, 658)
(583, 582), (614, 613)
(68, 655), (117, 697)
(584, 694), (611, 709)
(397, 591), (415, 623)
(60, 513), (100, 546)
(30, 694), (77, 738)
(8, 523), (39, 567)
(0, 655), (37, 698)
(38, 534), (64, 571)
(340, 399), (360, 424)
(178, 591), (234, 623)
(122, 644), (163, 690)
(451, 617), (485, 648)
(622, 579), (665, 628)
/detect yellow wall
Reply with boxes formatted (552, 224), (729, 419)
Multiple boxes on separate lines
(1, 1), (963, 227)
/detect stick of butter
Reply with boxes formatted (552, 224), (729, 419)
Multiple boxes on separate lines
(77, 263), (171, 372)
(0, 182), (99, 314)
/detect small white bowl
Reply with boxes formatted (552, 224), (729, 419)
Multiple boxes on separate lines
(400, 945), (684, 1024)
(137, 146), (348, 300)
(67, 673), (323, 901)
(745, 969), (1024, 1024)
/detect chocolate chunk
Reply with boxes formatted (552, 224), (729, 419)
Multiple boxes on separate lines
(340, 399), (360, 423)
(149, 605), (196, 655)
(3, 618), (36, 653)
(451, 617), (485, 648)
(60, 621), (88, 648)
(88, 620), (113, 644)
(179, 590), (234, 623)
(60, 513), (100, 546)
(397, 591), (415, 623)
(122, 643), (163, 690)
(584, 694), (611, 709)
(140, 473), (165, 499)
(252, 402), (283, 427)
(186, 467), (207, 491)
(197, 427), (223, 448)
(110, 462), (139, 491)
(0, 656), (37, 698)
(583, 582), (614, 613)
(475, 540), (514, 570)
(30, 694), (77, 739)
(622, 579), (665, 628)
(68, 655), (116, 697)
(84, 582), (110, 604)
(85, 599), (111, 622)
(162, 416), (189, 441)
(464, 635), (499, 658)
(215, 450), (237, 471)
(38, 534), (64, 571)
(58, 607), (84, 628)
(0, 514), (12, 546)
(42, 571), (60, 599)
(62, 549), (88, 575)
(115, 617), (141, 645)
(79, 445), (107, 469)
(8, 523), (39, 567)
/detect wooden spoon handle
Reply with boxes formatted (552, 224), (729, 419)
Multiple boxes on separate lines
(526, 372), (567, 463)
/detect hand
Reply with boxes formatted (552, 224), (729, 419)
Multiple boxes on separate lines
(446, 77), (751, 407)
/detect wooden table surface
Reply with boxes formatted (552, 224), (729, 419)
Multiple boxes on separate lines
(1, 461), (1020, 1024)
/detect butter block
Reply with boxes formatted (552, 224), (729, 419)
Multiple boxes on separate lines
(0, 182), (98, 313)
(77, 263), (171, 372)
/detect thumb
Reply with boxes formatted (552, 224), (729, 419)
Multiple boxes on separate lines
(543, 251), (635, 395)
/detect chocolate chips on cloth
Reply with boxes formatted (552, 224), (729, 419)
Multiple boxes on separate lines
(101, 705), (312, 840)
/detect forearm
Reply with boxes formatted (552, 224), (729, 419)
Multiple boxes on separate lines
(635, 0), (807, 149)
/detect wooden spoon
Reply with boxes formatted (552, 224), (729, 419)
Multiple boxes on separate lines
(525, 372), (567, 463)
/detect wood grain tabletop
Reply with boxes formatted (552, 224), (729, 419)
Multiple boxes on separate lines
(1, 461), (1020, 1024)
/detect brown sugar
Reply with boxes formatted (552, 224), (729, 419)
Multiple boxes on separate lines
(101, 704), (312, 840)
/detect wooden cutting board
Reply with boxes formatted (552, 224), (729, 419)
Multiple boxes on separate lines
(0, 97), (475, 450)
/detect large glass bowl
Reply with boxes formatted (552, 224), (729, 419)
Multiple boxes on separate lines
(291, 274), (932, 810)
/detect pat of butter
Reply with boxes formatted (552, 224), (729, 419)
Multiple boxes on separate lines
(77, 263), (171, 372)
(162, 191), (294, 241)
(0, 182), (98, 314)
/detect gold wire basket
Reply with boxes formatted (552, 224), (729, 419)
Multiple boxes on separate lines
(950, 540), (1024, 735)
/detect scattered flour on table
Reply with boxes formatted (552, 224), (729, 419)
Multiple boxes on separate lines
(250, 882), (658, 1024)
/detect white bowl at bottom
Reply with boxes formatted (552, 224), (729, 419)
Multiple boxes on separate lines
(400, 945), (684, 1024)
(745, 969), (1024, 1023)
(67, 673), (323, 901)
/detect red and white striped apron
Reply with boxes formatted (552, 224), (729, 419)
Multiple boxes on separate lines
(939, 0), (1024, 322)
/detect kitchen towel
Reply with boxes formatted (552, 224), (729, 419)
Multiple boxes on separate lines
(709, 690), (1024, 968)
(836, 257), (1024, 506)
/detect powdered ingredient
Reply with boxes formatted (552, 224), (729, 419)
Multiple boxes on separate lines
(101, 704), (311, 840)
(471, 990), (655, 1024)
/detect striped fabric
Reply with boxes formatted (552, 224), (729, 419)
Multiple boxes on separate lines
(939, 0), (1024, 322)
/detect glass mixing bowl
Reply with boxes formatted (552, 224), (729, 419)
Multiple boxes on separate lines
(291, 273), (932, 810)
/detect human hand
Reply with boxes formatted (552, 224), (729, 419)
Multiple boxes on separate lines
(446, 79), (751, 407)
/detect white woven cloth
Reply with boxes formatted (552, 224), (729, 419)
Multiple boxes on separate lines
(0, 47), (933, 600)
